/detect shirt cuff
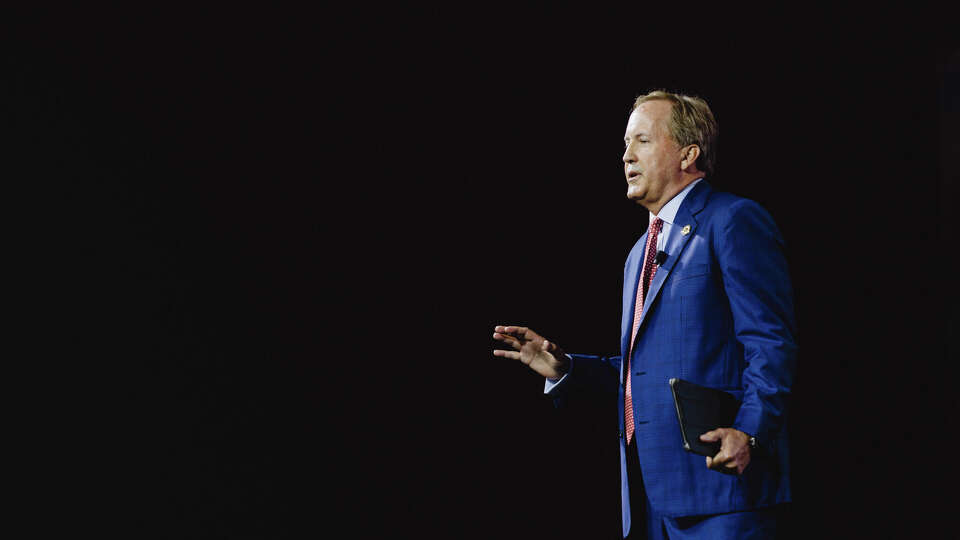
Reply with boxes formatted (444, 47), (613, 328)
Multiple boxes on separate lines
(543, 354), (573, 395)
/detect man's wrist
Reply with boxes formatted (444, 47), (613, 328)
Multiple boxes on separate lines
(555, 353), (573, 377)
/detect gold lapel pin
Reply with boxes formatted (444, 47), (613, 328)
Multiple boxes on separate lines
(681, 225), (691, 236)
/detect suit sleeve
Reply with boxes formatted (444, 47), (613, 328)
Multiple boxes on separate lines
(547, 353), (621, 408)
(717, 200), (798, 448)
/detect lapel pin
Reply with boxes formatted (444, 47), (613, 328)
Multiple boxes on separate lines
(681, 225), (691, 236)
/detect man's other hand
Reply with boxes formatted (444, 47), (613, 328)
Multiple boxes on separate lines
(700, 428), (752, 475)
(492, 325), (569, 380)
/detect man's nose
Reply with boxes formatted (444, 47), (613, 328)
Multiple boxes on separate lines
(623, 145), (635, 164)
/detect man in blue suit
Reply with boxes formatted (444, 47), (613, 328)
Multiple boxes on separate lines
(493, 91), (797, 539)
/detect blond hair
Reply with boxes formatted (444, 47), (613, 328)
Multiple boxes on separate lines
(633, 90), (718, 176)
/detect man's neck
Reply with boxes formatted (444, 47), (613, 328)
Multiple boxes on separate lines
(645, 175), (702, 216)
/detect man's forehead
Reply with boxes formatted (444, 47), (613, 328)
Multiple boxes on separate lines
(626, 101), (670, 134)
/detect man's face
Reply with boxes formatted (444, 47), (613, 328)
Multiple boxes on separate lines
(622, 100), (684, 211)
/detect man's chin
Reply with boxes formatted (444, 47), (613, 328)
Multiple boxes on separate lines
(626, 190), (653, 210)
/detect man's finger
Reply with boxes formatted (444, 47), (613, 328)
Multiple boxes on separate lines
(492, 332), (523, 350)
(493, 349), (521, 361)
(707, 451), (729, 471)
(699, 429), (722, 442)
(502, 325), (530, 337)
(493, 324), (527, 335)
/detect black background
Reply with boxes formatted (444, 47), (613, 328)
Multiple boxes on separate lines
(9, 7), (956, 538)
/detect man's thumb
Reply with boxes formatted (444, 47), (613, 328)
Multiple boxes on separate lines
(699, 429), (720, 441)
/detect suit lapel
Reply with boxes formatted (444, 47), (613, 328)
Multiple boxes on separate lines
(629, 181), (712, 344)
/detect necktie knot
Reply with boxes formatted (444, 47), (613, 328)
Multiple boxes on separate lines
(650, 217), (663, 237)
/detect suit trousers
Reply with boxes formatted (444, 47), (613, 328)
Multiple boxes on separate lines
(624, 437), (780, 539)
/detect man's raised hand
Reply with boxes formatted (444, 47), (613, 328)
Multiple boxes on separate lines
(492, 325), (569, 380)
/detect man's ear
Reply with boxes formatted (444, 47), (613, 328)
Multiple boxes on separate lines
(680, 145), (701, 172)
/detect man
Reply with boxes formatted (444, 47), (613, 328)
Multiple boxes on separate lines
(493, 91), (797, 539)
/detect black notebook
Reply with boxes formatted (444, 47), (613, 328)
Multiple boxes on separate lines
(668, 378), (741, 457)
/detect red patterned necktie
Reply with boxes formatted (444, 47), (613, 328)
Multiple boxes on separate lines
(625, 217), (663, 445)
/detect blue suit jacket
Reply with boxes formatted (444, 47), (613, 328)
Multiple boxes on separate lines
(558, 181), (797, 536)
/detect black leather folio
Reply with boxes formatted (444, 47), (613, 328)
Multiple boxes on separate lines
(668, 378), (741, 457)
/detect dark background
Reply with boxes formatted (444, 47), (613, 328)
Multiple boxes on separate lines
(9, 7), (956, 538)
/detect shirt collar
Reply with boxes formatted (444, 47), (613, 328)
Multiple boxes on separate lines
(649, 177), (703, 226)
